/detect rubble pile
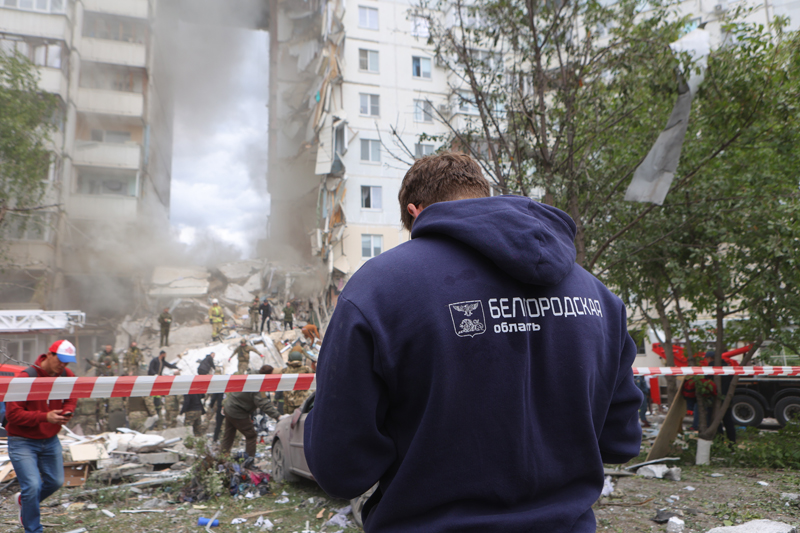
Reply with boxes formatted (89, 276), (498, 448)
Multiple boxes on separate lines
(178, 450), (270, 503)
(98, 259), (329, 377)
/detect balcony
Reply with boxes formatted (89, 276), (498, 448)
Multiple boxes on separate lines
(6, 241), (57, 270)
(0, 8), (71, 43)
(75, 88), (143, 118)
(79, 37), (147, 68)
(37, 67), (68, 100)
(81, 0), (148, 19)
(67, 194), (138, 221)
(73, 141), (141, 169)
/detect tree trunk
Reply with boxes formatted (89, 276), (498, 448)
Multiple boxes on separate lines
(653, 291), (678, 406)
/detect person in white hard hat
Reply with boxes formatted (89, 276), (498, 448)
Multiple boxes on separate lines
(6, 340), (78, 533)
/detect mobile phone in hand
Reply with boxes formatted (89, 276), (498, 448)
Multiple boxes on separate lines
(62, 411), (73, 417)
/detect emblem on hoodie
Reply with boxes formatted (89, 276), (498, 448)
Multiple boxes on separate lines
(449, 300), (486, 338)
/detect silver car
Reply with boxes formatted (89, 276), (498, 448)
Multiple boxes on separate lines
(271, 392), (374, 528)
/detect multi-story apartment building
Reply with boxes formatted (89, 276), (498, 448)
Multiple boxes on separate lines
(0, 0), (173, 362)
(268, 0), (798, 316)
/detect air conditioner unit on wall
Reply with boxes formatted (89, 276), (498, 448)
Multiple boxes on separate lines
(713, 1), (728, 14)
(438, 104), (452, 116)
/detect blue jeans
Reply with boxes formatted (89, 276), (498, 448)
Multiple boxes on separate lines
(8, 435), (64, 533)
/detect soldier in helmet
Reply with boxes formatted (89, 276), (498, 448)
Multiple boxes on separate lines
(209, 299), (224, 341)
(228, 339), (262, 375)
(123, 341), (144, 376)
(281, 347), (313, 415)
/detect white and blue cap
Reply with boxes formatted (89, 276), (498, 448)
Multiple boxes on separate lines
(48, 340), (77, 363)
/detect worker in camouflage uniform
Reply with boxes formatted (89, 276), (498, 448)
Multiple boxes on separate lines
(282, 304), (294, 331)
(281, 347), (313, 415)
(249, 297), (260, 332)
(85, 356), (116, 377)
(209, 299), (224, 341)
(229, 339), (262, 375)
(181, 393), (205, 437)
(69, 398), (100, 435)
(158, 307), (173, 347)
(123, 341), (144, 376)
(106, 397), (126, 432)
(90, 344), (118, 375)
(127, 395), (157, 432)
(220, 365), (283, 457)
(163, 394), (182, 429)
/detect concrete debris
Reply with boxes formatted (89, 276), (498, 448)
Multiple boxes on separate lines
(223, 283), (254, 303)
(757, 481), (770, 486)
(217, 260), (264, 284)
(149, 267), (210, 298)
(781, 493), (799, 501)
(706, 520), (798, 533)
(666, 516), (685, 533)
(324, 506), (354, 529)
(101, 509), (116, 518)
(254, 515), (274, 530)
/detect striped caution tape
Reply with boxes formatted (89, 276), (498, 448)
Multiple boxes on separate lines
(633, 366), (800, 377)
(2, 366), (799, 402)
(0, 373), (316, 403)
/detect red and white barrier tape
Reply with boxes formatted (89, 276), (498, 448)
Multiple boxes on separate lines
(633, 366), (800, 377)
(0, 373), (316, 403)
(1, 366), (799, 402)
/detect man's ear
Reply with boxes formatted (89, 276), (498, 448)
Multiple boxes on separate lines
(407, 203), (424, 219)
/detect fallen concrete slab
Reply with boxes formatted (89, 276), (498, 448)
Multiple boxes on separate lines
(706, 520), (798, 533)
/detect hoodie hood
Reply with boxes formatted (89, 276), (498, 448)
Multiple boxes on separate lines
(411, 195), (577, 286)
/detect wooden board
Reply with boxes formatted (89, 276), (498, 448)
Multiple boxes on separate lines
(0, 462), (15, 483)
(646, 377), (686, 461)
(62, 461), (91, 487)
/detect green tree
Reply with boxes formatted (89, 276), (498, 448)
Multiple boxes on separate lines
(0, 48), (59, 232)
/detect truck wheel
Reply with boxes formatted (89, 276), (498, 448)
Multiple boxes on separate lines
(730, 395), (764, 427)
(774, 396), (800, 427)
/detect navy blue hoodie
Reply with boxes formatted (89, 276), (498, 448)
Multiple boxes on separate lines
(305, 196), (642, 532)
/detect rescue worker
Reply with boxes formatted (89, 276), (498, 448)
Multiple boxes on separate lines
(69, 398), (100, 435)
(281, 347), (313, 415)
(249, 297), (260, 332)
(259, 299), (272, 333)
(123, 341), (144, 376)
(301, 324), (321, 344)
(91, 345), (118, 375)
(85, 356), (115, 377)
(282, 304), (294, 331)
(127, 395), (157, 432)
(228, 339), (262, 375)
(181, 392), (205, 437)
(220, 365), (283, 457)
(163, 390), (182, 429)
(158, 307), (173, 347)
(209, 299), (224, 340)
(148, 350), (179, 376)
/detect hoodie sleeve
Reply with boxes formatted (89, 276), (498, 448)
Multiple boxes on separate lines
(304, 296), (395, 500)
(597, 306), (644, 464)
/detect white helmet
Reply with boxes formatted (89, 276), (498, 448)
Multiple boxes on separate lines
(211, 298), (219, 304)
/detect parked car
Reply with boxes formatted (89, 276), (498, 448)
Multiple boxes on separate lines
(730, 377), (800, 427)
(271, 392), (374, 528)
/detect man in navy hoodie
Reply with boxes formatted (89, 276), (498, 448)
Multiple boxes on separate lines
(305, 152), (643, 532)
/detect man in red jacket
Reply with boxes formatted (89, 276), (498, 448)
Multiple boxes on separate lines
(6, 340), (77, 533)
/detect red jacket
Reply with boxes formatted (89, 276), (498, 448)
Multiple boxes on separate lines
(5, 354), (78, 439)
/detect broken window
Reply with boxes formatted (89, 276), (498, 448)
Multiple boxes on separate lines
(414, 99), (433, 122)
(360, 139), (381, 163)
(361, 186), (382, 209)
(76, 168), (138, 196)
(410, 15), (430, 38)
(412, 56), (431, 79)
(359, 93), (380, 116)
(358, 6), (379, 30)
(359, 49), (379, 73)
(334, 121), (347, 156)
(361, 234), (383, 258)
(414, 143), (434, 158)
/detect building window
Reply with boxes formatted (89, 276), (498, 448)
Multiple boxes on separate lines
(361, 186), (382, 209)
(2, 0), (65, 13)
(359, 49), (379, 73)
(412, 56), (431, 79)
(458, 91), (480, 115)
(359, 93), (380, 116)
(82, 12), (148, 44)
(80, 63), (145, 93)
(410, 15), (430, 37)
(414, 143), (434, 158)
(414, 99), (433, 122)
(90, 129), (132, 143)
(358, 6), (379, 30)
(360, 139), (381, 163)
(2, 212), (52, 242)
(77, 168), (138, 196)
(361, 234), (383, 258)
(0, 38), (64, 70)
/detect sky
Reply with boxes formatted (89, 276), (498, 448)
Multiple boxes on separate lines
(169, 23), (270, 259)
